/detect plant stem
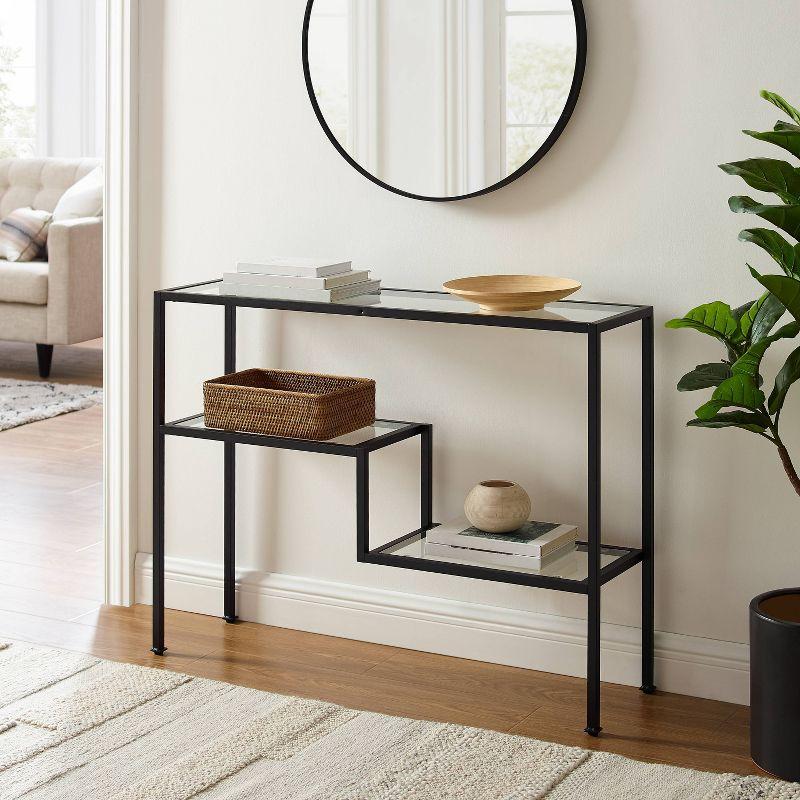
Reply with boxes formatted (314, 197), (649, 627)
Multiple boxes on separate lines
(776, 440), (800, 499)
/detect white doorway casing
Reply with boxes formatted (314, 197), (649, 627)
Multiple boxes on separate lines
(103, 0), (138, 606)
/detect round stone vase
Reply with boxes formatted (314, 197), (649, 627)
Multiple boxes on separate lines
(464, 480), (531, 533)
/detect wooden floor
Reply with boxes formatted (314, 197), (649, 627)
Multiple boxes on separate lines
(0, 338), (761, 779)
(0, 339), (104, 623)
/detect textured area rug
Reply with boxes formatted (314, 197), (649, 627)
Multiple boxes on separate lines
(0, 378), (102, 431)
(0, 639), (797, 800)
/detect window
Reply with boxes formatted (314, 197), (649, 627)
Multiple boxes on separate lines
(0, 0), (36, 158)
(503, 0), (576, 174)
(308, 0), (350, 149)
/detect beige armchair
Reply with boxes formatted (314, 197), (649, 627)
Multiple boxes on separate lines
(0, 158), (103, 377)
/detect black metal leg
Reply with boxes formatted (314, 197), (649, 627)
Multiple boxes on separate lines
(356, 451), (369, 561)
(585, 328), (602, 736)
(152, 295), (167, 655)
(223, 442), (237, 622)
(421, 425), (433, 531)
(641, 313), (656, 694)
(224, 304), (238, 623)
(36, 343), (53, 378)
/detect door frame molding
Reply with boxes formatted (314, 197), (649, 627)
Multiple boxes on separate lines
(104, 0), (139, 606)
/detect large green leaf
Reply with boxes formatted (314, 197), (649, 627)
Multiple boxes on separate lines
(768, 345), (800, 414)
(729, 196), (800, 241)
(720, 159), (800, 204)
(695, 374), (766, 420)
(749, 267), (800, 323)
(727, 302), (753, 362)
(732, 300), (752, 321)
(740, 294), (767, 340)
(761, 90), (800, 125)
(739, 228), (800, 277)
(744, 128), (800, 159)
(731, 322), (800, 379)
(665, 302), (744, 350)
(677, 362), (732, 391)
(749, 292), (787, 343)
(687, 410), (771, 434)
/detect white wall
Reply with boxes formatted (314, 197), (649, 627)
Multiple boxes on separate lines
(135, 0), (800, 704)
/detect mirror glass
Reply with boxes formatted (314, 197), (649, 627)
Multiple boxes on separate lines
(304, 0), (584, 200)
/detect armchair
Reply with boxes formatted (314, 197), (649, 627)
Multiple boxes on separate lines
(0, 158), (103, 378)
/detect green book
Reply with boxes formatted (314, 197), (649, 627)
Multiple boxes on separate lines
(426, 517), (578, 557)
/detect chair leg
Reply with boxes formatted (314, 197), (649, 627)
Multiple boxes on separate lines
(36, 344), (54, 378)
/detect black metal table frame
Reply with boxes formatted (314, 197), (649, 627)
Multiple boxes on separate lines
(152, 281), (655, 736)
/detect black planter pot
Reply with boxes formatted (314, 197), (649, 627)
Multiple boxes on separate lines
(750, 588), (800, 781)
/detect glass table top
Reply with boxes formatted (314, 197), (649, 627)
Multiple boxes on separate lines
(166, 414), (417, 447)
(164, 281), (645, 326)
(381, 535), (634, 582)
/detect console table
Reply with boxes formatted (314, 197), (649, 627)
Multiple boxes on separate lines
(153, 280), (655, 736)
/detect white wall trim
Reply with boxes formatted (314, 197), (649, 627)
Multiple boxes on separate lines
(104, 0), (139, 607)
(135, 552), (749, 705)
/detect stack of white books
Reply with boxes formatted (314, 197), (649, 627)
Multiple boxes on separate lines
(424, 517), (578, 570)
(221, 258), (381, 303)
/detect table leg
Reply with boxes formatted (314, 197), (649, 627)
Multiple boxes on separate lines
(641, 313), (656, 693)
(585, 327), (602, 735)
(224, 304), (238, 623)
(152, 294), (167, 655)
(223, 442), (237, 622)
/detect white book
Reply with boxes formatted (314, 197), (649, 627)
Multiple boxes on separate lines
(426, 516), (578, 557)
(220, 280), (381, 303)
(424, 540), (578, 573)
(222, 270), (370, 290)
(236, 258), (352, 278)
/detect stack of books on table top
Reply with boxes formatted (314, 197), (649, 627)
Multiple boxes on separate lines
(221, 259), (381, 303)
(425, 517), (578, 571)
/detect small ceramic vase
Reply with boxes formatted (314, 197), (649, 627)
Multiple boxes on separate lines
(464, 480), (531, 533)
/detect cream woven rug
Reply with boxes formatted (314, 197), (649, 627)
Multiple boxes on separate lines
(0, 639), (796, 800)
(0, 378), (102, 431)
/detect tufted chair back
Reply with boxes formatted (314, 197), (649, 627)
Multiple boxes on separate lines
(0, 158), (102, 219)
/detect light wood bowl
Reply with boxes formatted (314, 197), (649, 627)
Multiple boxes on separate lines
(443, 275), (581, 312)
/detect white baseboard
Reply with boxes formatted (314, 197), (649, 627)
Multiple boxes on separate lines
(134, 552), (749, 705)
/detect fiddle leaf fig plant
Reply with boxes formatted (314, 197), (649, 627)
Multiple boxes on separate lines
(667, 90), (800, 498)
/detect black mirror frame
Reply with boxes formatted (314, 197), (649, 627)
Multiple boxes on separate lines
(302, 0), (587, 203)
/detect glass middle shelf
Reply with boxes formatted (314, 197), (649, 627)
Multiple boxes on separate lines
(162, 414), (428, 455)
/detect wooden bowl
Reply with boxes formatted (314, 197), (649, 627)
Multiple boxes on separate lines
(443, 275), (581, 312)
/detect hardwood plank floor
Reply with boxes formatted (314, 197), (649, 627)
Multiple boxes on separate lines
(0, 339), (104, 621)
(0, 338), (762, 779)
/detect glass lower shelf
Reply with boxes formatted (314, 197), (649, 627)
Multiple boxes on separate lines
(371, 532), (641, 586)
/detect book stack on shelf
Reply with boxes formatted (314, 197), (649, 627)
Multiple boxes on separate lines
(425, 518), (578, 571)
(221, 258), (381, 303)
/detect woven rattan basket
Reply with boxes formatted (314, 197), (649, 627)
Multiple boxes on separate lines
(203, 368), (376, 440)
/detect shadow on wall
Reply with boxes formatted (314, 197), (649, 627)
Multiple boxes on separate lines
(462, 0), (638, 218)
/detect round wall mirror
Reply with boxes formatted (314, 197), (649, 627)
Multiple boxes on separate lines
(302, 0), (586, 202)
